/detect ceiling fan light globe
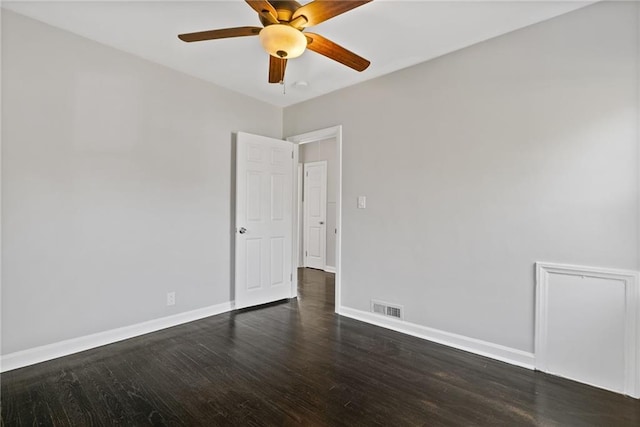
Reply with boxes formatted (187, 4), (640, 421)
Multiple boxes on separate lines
(259, 24), (307, 59)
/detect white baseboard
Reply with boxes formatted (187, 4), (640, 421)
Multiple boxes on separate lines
(339, 306), (535, 370)
(324, 265), (336, 273)
(1, 301), (233, 373)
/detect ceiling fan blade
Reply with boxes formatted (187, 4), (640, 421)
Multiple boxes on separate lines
(292, 0), (372, 28)
(269, 55), (287, 84)
(305, 33), (370, 72)
(246, 0), (280, 25)
(178, 26), (262, 42)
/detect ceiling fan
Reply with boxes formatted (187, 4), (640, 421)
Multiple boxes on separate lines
(178, 0), (372, 84)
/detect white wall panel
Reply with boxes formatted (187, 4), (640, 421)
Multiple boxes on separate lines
(536, 263), (638, 397)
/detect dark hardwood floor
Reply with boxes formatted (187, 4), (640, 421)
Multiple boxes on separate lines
(2, 268), (639, 426)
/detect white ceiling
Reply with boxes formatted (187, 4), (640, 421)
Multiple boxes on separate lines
(3, 0), (592, 107)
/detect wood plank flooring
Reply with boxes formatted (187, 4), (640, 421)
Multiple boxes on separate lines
(2, 268), (639, 426)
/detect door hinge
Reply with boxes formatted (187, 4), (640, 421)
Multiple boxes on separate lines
(290, 273), (293, 281)
(306, 171), (308, 177)
(291, 151), (294, 159)
(305, 251), (308, 257)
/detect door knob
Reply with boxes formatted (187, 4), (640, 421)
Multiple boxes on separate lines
(319, 221), (324, 225)
(239, 227), (247, 234)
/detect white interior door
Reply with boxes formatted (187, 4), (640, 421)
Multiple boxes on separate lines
(235, 132), (294, 309)
(303, 161), (327, 270)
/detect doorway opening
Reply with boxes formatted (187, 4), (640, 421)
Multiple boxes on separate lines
(297, 268), (335, 312)
(288, 126), (343, 313)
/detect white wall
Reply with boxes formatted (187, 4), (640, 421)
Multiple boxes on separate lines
(284, 1), (640, 353)
(1, 11), (281, 355)
(299, 138), (338, 268)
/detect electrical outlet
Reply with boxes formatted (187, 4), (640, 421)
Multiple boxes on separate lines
(357, 196), (366, 209)
(166, 292), (175, 306)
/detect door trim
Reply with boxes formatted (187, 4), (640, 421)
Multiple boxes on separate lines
(297, 164), (303, 268)
(287, 126), (343, 312)
(535, 262), (639, 398)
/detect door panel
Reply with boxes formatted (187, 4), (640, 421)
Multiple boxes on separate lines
(271, 174), (285, 220)
(308, 227), (321, 257)
(245, 239), (262, 290)
(309, 187), (321, 215)
(303, 161), (327, 269)
(246, 172), (262, 221)
(270, 237), (284, 285)
(236, 132), (294, 309)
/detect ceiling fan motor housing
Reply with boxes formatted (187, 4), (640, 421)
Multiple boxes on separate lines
(258, 0), (302, 27)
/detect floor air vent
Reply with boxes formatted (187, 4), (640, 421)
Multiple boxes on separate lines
(371, 300), (404, 320)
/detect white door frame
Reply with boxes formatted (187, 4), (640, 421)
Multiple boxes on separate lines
(287, 125), (343, 313)
(297, 164), (303, 268)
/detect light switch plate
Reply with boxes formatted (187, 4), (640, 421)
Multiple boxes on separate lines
(167, 291), (176, 306)
(357, 196), (366, 209)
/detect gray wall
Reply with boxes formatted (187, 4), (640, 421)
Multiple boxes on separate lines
(299, 138), (338, 268)
(284, 1), (639, 353)
(1, 11), (281, 354)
